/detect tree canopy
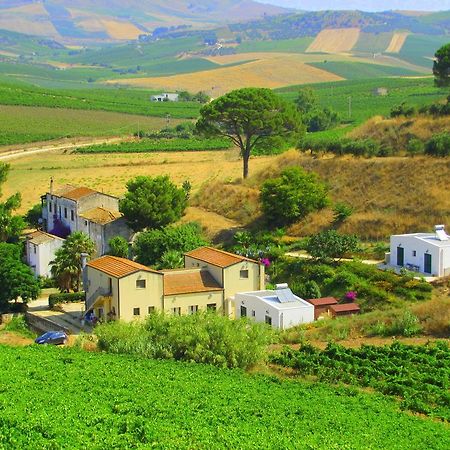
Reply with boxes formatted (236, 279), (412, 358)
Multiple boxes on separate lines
(196, 88), (303, 178)
(260, 167), (329, 227)
(306, 230), (359, 262)
(120, 176), (187, 232)
(433, 43), (450, 87)
(108, 236), (129, 258)
(50, 232), (96, 292)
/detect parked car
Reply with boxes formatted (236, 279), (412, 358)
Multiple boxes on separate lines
(35, 331), (67, 345)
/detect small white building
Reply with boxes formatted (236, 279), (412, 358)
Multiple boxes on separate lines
(389, 225), (450, 277)
(151, 93), (179, 102)
(25, 231), (65, 278)
(233, 284), (314, 329)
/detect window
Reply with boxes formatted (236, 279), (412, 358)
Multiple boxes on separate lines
(412, 250), (417, 257)
(133, 307), (140, 316)
(49, 202), (52, 213)
(252, 310), (256, 317)
(172, 307), (181, 316)
(136, 279), (146, 289)
(240, 269), (249, 279)
(71, 210), (74, 221)
(265, 315), (272, 326)
(188, 305), (198, 314)
(84, 220), (88, 226)
(64, 207), (67, 219)
(148, 306), (155, 314)
(33, 245), (36, 254)
(240, 305), (247, 317)
(207, 303), (217, 311)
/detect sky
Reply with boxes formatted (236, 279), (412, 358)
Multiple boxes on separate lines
(260, 1), (450, 12)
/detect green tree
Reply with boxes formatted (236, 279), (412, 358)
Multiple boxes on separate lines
(50, 232), (96, 292)
(433, 43), (450, 87)
(133, 222), (207, 267)
(295, 88), (317, 115)
(196, 88), (303, 179)
(306, 230), (359, 262)
(260, 167), (329, 227)
(424, 132), (450, 157)
(24, 203), (43, 228)
(120, 176), (187, 232)
(0, 243), (40, 312)
(108, 236), (129, 258)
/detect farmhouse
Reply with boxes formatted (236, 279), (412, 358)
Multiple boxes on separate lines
(84, 247), (264, 321)
(25, 230), (65, 278)
(388, 225), (450, 277)
(151, 93), (179, 102)
(373, 87), (388, 96)
(233, 284), (314, 329)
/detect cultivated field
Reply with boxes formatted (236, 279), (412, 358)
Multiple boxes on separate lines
(385, 32), (409, 53)
(0, 105), (179, 146)
(306, 28), (360, 53)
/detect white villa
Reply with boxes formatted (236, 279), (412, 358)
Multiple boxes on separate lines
(388, 225), (450, 277)
(233, 284), (314, 329)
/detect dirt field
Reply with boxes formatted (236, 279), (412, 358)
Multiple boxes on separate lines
(109, 56), (343, 95)
(306, 28), (360, 53)
(385, 32), (409, 53)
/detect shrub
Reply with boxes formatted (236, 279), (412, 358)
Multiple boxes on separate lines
(306, 230), (359, 261)
(424, 132), (450, 157)
(48, 292), (85, 309)
(108, 236), (129, 258)
(95, 312), (273, 369)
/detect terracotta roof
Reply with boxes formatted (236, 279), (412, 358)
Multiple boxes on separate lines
(27, 230), (64, 245)
(163, 269), (223, 296)
(330, 303), (360, 313)
(63, 187), (97, 201)
(52, 185), (77, 197)
(87, 255), (160, 278)
(80, 207), (123, 225)
(185, 247), (258, 268)
(307, 297), (338, 307)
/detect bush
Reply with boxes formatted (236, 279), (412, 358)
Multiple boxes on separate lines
(48, 292), (85, 309)
(424, 132), (450, 157)
(306, 230), (359, 261)
(390, 102), (416, 118)
(95, 312), (273, 369)
(367, 311), (422, 337)
(3, 315), (34, 338)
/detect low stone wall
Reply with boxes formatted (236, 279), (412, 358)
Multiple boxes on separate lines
(25, 312), (70, 335)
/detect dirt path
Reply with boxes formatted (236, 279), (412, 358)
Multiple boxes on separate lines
(0, 136), (125, 161)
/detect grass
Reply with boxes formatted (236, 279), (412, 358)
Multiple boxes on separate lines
(352, 32), (393, 54)
(398, 34), (450, 68)
(237, 37), (314, 53)
(0, 105), (181, 146)
(0, 344), (448, 449)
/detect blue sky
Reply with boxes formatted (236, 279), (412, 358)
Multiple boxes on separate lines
(260, 1), (450, 11)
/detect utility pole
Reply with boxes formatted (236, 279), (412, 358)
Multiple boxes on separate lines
(348, 96), (352, 120)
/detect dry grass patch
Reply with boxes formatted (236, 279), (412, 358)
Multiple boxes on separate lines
(385, 32), (409, 53)
(306, 28), (360, 53)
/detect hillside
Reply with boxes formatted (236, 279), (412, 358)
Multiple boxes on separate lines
(0, 0), (287, 41)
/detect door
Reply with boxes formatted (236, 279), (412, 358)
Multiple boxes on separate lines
(396, 246), (404, 266)
(240, 305), (247, 317)
(424, 253), (432, 274)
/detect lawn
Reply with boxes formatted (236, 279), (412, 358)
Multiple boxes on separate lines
(0, 345), (448, 449)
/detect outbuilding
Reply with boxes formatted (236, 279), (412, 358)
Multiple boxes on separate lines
(233, 284), (314, 329)
(306, 297), (338, 320)
(330, 303), (360, 318)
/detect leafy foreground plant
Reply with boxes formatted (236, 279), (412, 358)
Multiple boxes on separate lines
(0, 345), (449, 449)
(271, 341), (450, 420)
(95, 312), (273, 370)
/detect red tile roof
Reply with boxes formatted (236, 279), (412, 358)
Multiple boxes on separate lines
(163, 269), (223, 296)
(185, 247), (258, 268)
(87, 255), (160, 278)
(330, 303), (360, 313)
(307, 297), (338, 307)
(80, 207), (123, 225)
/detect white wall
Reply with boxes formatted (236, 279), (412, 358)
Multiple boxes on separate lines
(26, 238), (64, 278)
(390, 235), (448, 276)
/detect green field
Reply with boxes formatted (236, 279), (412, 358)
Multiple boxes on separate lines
(277, 77), (448, 125)
(237, 37), (314, 53)
(0, 105), (178, 146)
(352, 32), (393, 54)
(397, 35), (449, 68)
(0, 345), (448, 449)
(309, 61), (422, 79)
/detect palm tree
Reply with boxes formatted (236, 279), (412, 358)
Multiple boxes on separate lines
(50, 232), (96, 292)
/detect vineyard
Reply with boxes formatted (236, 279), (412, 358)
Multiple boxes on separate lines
(75, 138), (232, 154)
(0, 345), (449, 449)
(271, 341), (450, 420)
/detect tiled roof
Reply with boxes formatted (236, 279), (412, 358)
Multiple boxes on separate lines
(185, 247), (258, 268)
(27, 230), (64, 245)
(80, 207), (123, 225)
(63, 187), (97, 201)
(163, 269), (223, 296)
(307, 297), (338, 307)
(330, 303), (360, 313)
(52, 185), (77, 197)
(87, 255), (160, 278)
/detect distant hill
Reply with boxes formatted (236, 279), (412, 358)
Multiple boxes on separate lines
(0, 0), (288, 41)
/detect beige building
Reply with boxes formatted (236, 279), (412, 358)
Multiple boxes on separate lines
(84, 247), (264, 321)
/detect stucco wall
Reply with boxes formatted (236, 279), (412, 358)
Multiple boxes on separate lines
(184, 256), (224, 285)
(163, 290), (224, 315)
(26, 238), (64, 278)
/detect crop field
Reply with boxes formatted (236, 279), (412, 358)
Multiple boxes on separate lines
(0, 105), (178, 146)
(385, 32), (409, 53)
(0, 345), (448, 449)
(398, 34), (450, 68)
(308, 61), (422, 79)
(3, 149), (274, 213)
(236, 37), (314, 53)
(352, 32), (394, 54)
(306, 28), (360, 53)
(75, 138), (232, 153)
(0, 81), (201, 118)
(271, 342), (450, 420)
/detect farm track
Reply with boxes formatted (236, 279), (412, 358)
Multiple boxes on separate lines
(0, 136), (125, 161)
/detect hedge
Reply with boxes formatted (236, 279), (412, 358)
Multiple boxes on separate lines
(48, 292), (85, 309)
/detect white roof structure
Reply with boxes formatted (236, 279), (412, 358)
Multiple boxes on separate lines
(391, 228), (450, 248)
